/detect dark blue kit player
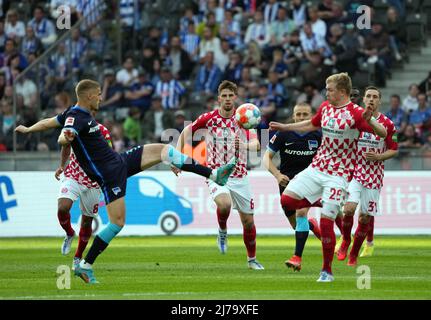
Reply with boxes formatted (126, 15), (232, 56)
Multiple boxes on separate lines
(16, 79), (236, 284)
(263, 102), (322, 272)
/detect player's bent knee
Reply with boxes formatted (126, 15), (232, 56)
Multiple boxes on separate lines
(343, 202), (357, 216)
(359, 214), (371, 225)
(296, 208), (308, 217)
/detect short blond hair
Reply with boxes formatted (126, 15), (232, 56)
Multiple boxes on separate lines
(326, 72), (352, 96)
(75, 79), (100, 99)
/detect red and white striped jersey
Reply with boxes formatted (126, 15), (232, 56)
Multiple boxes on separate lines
(63, 123), (112, 189)
(310, 101), (377, 181)
(191, 109), (257, 178)
(353, 113), (398, 189)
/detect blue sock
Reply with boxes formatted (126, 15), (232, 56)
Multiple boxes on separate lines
(166, 145), (188, 168)
(84, 223), (122, 264)
(294, 217), (309, 257)
(166, 145), (212, 178)
(97, 222), (122, 244)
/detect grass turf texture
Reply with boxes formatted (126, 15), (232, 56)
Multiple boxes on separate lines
(1, 235), (430, 300)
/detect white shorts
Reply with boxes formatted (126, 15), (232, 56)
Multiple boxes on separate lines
(58, 177), (101, 217)
(287, 166), (348, 217)
(206, 176), (254, 214)
(347, 179), (380, 216)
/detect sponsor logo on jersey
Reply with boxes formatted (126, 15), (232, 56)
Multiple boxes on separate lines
(89, 125), (100, 134)
(284, 149), (316, 156)
(112, 187), (122, 195)
(65, 117), (75, 126)
(308, 140), (318, 150)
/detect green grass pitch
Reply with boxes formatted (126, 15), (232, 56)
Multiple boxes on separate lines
(1, 235), (430, 300)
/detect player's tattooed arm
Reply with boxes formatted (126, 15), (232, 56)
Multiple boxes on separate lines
(55, 145), (71, 181)
(58, 129), (75, 146)
(15, 116), (60, 134)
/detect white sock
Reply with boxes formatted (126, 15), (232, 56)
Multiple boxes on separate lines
(247, 256), (256, 262)
(210, 169), (217, 181)
(80, 260), (92, 269)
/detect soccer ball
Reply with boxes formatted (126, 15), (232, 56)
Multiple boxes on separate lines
(235, 103), (261, 129)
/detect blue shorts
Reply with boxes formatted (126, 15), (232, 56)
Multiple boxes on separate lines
(100, 145), (143, 204)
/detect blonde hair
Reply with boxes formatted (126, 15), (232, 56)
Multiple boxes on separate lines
(75, 79), (100, 99)
(326, 72), (352, 96)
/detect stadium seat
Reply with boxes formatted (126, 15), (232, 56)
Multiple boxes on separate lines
(373, 0), (390, 18)
(423, 0), (431, 31)
(406, 13), (428, 46)
(405, 0), (421, 14)
(283, 77), (303, 90)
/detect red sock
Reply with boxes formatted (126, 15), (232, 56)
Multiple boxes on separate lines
(342, 215), (354, 242)
(243, 224), (256, 258)
(350, 222), (369, 258)
(74, 225), (92, 259)
(57, 210), (74, 236)
(335, 215), (343, 235)
(320, 217), (335, 274)
(280, 195), (312, 211)
(216, 208), (230, 230)
(367, 216), (374, 243)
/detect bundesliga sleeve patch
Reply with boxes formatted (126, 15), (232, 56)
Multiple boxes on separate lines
(270, 135), (277, 144)
(392, 133), (398, 142)
(65, 117), (75, 126)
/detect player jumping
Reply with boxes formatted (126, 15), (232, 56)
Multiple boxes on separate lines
(16, 79), (236, 284)
(269, 73), (387, 282)
(175, 80), (264, 270)
(337, 86), (398, 266)
(263, 102), (322, 272)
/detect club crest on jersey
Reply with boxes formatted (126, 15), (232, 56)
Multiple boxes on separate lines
(61, 187), (68, 193)
(112, 187), (122, 195)
(328, 118), (336, 128)
(65, 117), (74, 126)
(363, 132), (373, 140)
(223, 128), (230, 138)
(308, 140), (318, 150)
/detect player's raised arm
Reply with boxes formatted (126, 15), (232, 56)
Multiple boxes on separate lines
(269, 119), (318, 133)
(15, 116), (60, 134)
(362, 106), (387, 138)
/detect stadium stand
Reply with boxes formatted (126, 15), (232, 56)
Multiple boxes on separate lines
(0, 0), (430, 170)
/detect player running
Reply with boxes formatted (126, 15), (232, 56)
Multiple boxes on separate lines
(15, 79), (236, 284)
(269, 73), (387, 282)
(337, 86), (398, 266)
(175, 80), (264, 270)
(54, 120), (112, 271)
(263, 102), (322, 272)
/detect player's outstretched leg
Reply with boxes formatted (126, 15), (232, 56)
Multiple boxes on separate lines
(75, 198), (125, 284)
(157, 144), (235, 185)
(57, 199), (75, 255)
(360, 216), (374, 257)
(73, 215), (93, 270)
(348, 215), (371, 266)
